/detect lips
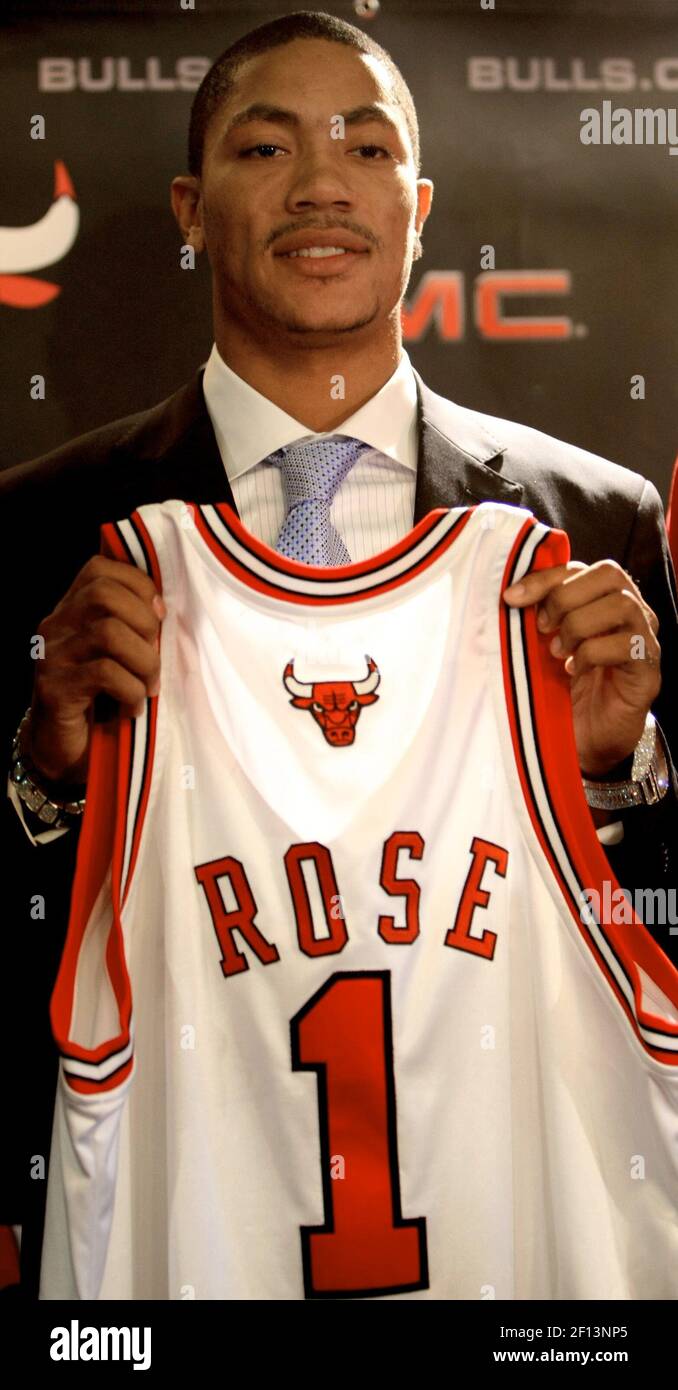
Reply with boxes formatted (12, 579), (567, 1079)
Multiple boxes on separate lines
(274, 230), (370, 257)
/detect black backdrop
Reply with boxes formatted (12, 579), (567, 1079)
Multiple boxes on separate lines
(2, 0), (678, 507)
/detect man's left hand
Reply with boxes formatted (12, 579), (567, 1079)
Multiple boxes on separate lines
(503, 560), (661, 777)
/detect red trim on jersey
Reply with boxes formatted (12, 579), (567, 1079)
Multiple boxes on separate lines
(500, 526), (678, 1064)
(49, 711), (133, 1088)
(49, 517), (163, 1093)
(188, 501), (473, 605)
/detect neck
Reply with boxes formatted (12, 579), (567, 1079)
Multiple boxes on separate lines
(212, 319), (403, 433)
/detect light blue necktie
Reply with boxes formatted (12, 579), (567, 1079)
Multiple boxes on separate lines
(268, 436), (371, 565)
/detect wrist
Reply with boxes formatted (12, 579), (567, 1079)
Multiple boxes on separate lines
(10, 708), (87, 827)
(581, 713), (669, 810)
(580, 751), (634, 782)
(20, 708), (89, 789)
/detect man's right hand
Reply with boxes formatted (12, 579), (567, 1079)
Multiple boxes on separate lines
(23, 556), (166, 787)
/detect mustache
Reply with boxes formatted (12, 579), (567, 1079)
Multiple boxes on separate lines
(267, 221), (379, 251)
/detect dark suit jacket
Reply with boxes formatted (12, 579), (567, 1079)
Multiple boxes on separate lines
(3, 364), (678, 1295)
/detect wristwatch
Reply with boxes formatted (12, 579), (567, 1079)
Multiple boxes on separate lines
(582, 712), (670, 810)
(9, 706), (87, 828)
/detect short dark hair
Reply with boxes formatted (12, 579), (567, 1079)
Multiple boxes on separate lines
(188, 10), (421, 178)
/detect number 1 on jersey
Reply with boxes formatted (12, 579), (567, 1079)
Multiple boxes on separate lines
(291, 971), (429, 1298)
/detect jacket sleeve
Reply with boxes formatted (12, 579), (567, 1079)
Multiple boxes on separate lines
(7, 775), (74, 845)
(0, 461), (89, 1251)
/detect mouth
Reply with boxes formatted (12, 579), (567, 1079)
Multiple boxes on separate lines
(275, 246), (369, 275)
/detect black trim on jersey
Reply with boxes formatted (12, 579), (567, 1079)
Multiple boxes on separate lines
(504, 528), (563, 889)
(121, 712), (140, 907)
(197, 503), (470, 601)
(109, 520), (138, 567)
(291, 969), (429, 1300)
(114, 515), (157, 908)
(61, 1031), (134, 1088)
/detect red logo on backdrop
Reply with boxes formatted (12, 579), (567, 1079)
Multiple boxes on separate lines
(0, 160), (79, 308)
(283, 656), (381, 747)
(402, 269), (574, 341)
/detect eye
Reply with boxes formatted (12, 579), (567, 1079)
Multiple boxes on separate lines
(238, 144), (285, 158)
(238, 142), (390, 160)
(353, 145), (390, 159)
(312, 701), (323, 712)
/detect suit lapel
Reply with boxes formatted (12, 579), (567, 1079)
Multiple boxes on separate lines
(135, 367), (238, 511)
(142, 363), (524, 527)
(411, 367), (524, 522)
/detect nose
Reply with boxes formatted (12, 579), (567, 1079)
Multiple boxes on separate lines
(328, 727), (354, 745)
(284, 146), (354, 212)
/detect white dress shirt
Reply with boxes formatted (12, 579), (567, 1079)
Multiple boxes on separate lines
(11, 343), (622, 847)
(202, 342), (419, 560)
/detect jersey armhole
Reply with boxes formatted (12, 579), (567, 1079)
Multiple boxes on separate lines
(49, 511), (164, 1095)
(500, 521), (678, 1067)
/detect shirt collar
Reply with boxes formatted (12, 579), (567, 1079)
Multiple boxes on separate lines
(202, 342), (419, 483)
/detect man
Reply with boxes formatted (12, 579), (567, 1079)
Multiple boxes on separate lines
(2, 10), (677, 1297)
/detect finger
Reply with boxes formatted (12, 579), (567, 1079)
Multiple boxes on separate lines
(69, 655), (155, 715)
(59, 555), (164, 614)
(628, 588), (660, 637)
(544, 590), (659, 655)
(33, 626), (161, 706)
(79, 617), (161, 691)
(33, 651), (153, 721)
(503, 561), (584, 606)
(74, 575), (165, 642)
(45, 573), (166, 648)
(561, 631), (662, 684)
(533, 562), (658, 634)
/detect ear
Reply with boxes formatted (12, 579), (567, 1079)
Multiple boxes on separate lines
(415, 178), (434, 235)
(170, 175), (206, 253)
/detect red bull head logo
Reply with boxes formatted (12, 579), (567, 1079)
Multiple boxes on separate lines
(0, 160), (79, 308)
(283, 655), (380, 747)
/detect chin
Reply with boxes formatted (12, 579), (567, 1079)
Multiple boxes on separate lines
(278, 303), (379, 335)
(283, 319), (375, 339)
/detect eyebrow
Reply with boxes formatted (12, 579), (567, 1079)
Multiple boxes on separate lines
(224, 102), (402, 140)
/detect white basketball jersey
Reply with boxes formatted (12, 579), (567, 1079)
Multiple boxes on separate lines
(39, 498), (678, 1301)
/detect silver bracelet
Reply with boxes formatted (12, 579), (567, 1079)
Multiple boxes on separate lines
(9, 707), (86, 827)
(582, 712), (670, 810)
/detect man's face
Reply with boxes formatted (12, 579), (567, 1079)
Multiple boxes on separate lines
(191, 38), (431, 346)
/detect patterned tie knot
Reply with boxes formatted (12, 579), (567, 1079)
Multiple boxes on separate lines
(268, 435), (371, 566)
(271, 436), (369, 507)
